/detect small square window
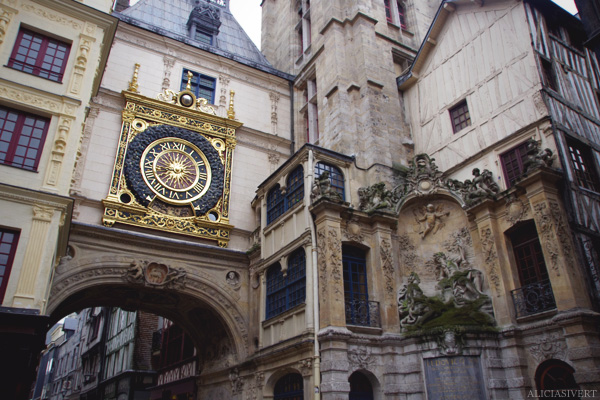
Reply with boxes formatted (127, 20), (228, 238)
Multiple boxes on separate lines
(8, 28), (71, 82)
(449, 100), (471, 133)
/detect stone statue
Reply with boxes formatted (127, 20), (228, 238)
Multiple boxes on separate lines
(465, 168), (500, 205)
(358, 182), (395, 213)
(523, 138), (555, 174)
(311, 171), (343, 202)
(398, 272), (433, 330)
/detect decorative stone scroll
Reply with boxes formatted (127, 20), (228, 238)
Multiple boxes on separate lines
(380, 239), (395, 296)
(479, 227), (501, 293)
(358, 154), (501, 213)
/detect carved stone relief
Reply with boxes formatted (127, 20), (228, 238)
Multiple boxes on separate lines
(270, 91), (280, 135)
(298, 358), (313, 376)
(533, 202), (561, 275)
(380, 239), (395, 297)
(229, 367), (244, 395)
(479, 227), (501, 293)
(348, 346), (374, 370)
(124, 260), (187, 289)
(344, 221), (363, 246)
(397, 233), (421, 276)
(505, 195), (530, 226)
(436, 329), (464, 356)
(162, 56), (175, 90)
(413, 203), (450, 239)
(529, 332), (567, 362)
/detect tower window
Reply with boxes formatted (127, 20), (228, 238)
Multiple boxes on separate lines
(8, 28), (71, 82)
(397, 1), (406, 29)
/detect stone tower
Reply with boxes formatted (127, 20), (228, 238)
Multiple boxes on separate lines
(261, 0), (439, 170)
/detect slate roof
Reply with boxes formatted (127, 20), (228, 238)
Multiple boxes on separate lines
(114, 0), (292, 79)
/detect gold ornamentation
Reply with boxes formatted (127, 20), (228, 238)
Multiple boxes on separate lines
(227, 90), (236, 120)
(102, 84), (242, 246)
(128, 63), (140, 93)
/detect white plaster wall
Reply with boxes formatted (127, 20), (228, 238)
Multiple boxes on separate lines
(405, 1), (546, 173)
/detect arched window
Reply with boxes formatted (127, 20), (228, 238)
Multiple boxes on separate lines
(266, 166), (305, 225)
(274, 373), (303, 400)
(535, 360), (579, 397)
(267, 184), (285, 225)
(349, 372), (374, 400)
(266, 249), (306, 319)
(315, 162), (345, 200)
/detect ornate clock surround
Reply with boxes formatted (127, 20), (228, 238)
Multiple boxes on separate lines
(102, 69), (241, 247)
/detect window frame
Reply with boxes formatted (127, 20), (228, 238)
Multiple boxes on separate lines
(0, 227), (19, 302)
(0, 105), (50, 171)
(266, 248), (306, 320)
(449, 100), (471, 134)
(500, 141), (529, 188)
(566, 137), (600, 192)
(274, 373), (304, 400)
(181, 68), (216, 104)
(8, 28), (71, 82)
(266, 166), (305, 225)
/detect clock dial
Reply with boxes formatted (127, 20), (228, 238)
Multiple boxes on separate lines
(141, 138), (211, 204)
(123, 124), (224, 216)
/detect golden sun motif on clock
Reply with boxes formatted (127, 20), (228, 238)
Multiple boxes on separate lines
(141, 138), (211, 205)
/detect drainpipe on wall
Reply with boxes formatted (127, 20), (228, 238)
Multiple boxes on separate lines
(306, 149), (321, 399)
(289, 81), (295, 155)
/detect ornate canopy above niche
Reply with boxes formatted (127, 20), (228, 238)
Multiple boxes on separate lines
(102, 65), (242, 247)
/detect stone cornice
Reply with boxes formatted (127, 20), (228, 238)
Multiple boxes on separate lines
(0, 78), (81, 117)
(0, 183), (73, 210)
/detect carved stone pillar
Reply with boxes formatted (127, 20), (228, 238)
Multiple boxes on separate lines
(43, 116), (74, 190)
(371, 216), (400, 330)
(312, 200), (345, 328)
(68, 33), (95, 96)
(12, 205), (56, 309)
(521, 169), (591, 310)
(469, 200), (513, 326)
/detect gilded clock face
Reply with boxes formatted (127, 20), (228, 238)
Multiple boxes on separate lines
(141, 138), (211, 204)
(124, 125), (224, 216)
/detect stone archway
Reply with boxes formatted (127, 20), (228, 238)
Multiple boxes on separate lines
(46, 224), (251, 367)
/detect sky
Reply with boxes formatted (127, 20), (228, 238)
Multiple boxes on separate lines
(230, 0), (579, 51)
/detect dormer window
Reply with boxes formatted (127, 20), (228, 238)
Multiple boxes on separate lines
(187, 2), (222, 44)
